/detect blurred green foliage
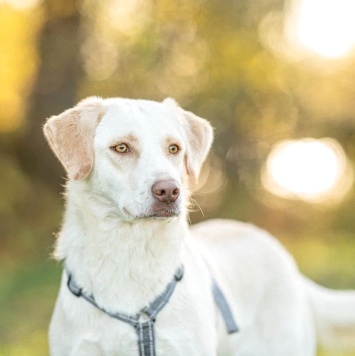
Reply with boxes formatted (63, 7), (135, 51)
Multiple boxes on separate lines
(0, 0), (354, 354)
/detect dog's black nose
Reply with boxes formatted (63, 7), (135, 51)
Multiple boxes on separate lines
(152, 180), (180, 204)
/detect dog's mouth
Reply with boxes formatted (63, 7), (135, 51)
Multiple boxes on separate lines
(148, 209), (179, 218)
(123, 201), (182, 220)
(136, 206), (181, 220)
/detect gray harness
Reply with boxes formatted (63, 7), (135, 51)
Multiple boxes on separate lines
(67, 265), (238, 356)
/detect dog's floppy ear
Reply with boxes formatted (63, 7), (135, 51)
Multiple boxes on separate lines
(164, 98), (214, 184)
(43, 96), (104, 180)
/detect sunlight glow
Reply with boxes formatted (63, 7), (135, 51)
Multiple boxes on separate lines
(0, 0), (42, 10)
(293, 0), (355, 58)
(263, 138), (353, 203)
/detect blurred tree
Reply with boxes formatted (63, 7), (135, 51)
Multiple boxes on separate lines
(15, 0), (83, 190)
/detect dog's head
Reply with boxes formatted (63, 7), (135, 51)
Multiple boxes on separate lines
(43, 97), (213, 221)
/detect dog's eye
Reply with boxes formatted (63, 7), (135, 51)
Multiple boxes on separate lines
(113, 143), (129, 153)
(169, 144), (179, 154)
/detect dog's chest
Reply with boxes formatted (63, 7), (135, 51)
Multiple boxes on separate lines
(58, 267), (218, 356)
(68, 301), (216, 356)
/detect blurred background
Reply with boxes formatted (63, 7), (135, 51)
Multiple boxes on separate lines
(0, 0), (354, 355)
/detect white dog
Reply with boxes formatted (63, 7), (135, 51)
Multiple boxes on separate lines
(44, 97), (355, 356)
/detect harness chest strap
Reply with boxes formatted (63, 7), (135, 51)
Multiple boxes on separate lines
(67, 265), (238, 356)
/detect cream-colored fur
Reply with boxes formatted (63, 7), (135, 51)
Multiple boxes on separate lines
(44, 97), (355, 356)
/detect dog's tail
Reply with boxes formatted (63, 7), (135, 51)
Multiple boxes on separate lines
(304, 277), (355, 351)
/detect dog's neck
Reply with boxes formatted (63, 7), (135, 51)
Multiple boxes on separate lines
(55, 182), (188, 314)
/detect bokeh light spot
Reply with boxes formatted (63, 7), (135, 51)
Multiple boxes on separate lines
(0, 0), (42, 10)
(263, 138), (354, 203)
(292, 0), (355, 58)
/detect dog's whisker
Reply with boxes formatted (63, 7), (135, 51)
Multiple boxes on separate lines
(189, 197), (205, 217)
(187, 213), (192, 225)
(190, 191), (207, 196)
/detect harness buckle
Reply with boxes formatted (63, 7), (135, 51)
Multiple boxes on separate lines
(174, 265), (184, 281)
(140, 307), (156, 323)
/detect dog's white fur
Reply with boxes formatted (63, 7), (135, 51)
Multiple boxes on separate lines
(44, 97), (355, 356)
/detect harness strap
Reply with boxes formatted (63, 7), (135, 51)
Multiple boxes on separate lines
(142, 266), (184, 320)
(137, 320), (155, 356)
(67, 266), (184, 356)
(212, 279), (239, 334)
(67, 274), (140, 326)
(66, 265), (238, 355)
